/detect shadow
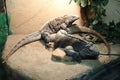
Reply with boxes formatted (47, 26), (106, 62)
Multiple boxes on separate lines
(2, 63), (33, 80)
(51, 60), (79, 65)
(51, 52), (102, 67)
(69, 57), (120, 80)
(51, 54), (79, 65)
(0, 59), (8, 80)
(80, 59), (102, 68)
(100, 53), (120, 56)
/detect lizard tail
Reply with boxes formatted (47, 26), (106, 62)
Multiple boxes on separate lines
(2, 31), (41, 63)
(71, 26), (110, 55)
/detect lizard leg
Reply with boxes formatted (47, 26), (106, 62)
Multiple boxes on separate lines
(60, 23), (71, 33)
(41, 32), (52, 48)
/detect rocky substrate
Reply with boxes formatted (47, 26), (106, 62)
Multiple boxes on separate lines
(2, 35), (120, 80)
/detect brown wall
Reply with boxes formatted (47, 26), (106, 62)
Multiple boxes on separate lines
(7, 0), (81, 34)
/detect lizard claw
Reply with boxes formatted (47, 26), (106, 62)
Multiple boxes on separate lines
(45, 43), (53, 49)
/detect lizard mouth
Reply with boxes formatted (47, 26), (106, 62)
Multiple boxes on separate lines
(71, 16), (79, 23)
(75, 16), (79, 20)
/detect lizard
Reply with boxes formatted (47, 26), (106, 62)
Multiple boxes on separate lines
(53, 30), (119, 62)
(2, 14), (79, 63)
(2, 15), (110, 63)
(51, 30), (100, 62)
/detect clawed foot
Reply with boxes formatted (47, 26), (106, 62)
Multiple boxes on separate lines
(45, 43), (54, 50)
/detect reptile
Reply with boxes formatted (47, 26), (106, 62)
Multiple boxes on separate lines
(52, 30), (100, 62)
(53, 30), (119, 62)
(2, 14), (79, 63)
(2, 15), (110, 63)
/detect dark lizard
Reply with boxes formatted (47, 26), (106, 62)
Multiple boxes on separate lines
(2, 15), (79, 63)
(52, 30), (119, 62)
(51, 30), (101, 62)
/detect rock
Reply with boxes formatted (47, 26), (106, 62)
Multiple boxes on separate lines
(2, 35), (120, 80)
(2, 35), (91, 80)
(52, 48), (73, 62)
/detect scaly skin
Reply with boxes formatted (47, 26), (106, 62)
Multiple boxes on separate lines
(2, 15), (79, 63)
(52, 30), (100, 62)
(69, 24), (110, 55)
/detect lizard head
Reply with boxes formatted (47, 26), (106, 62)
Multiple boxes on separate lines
(63, 14), (79, 27)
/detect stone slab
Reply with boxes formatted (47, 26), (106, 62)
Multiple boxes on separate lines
(2, 35), (120, 80)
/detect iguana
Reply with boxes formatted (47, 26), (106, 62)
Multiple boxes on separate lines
(53, 30), (119, 62)
(2, 15), (110, 63)
(2, 14), (79, 63)
(52, 30), (100, 62)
